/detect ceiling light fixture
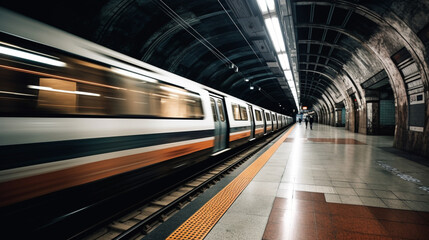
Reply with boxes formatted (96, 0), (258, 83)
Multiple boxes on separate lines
(257, 0), (299, 110)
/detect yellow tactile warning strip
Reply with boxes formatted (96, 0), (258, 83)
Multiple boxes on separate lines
(166, 125), (295, 240)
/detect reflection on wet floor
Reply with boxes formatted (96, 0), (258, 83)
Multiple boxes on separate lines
(263, 191), (429, 240)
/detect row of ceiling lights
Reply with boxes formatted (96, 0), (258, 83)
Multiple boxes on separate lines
(256, 0), (300, 110)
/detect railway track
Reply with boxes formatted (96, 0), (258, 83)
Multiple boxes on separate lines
(79, 129), (287, 240)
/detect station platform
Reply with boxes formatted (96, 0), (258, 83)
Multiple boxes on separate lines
(145, 123), (429, 240)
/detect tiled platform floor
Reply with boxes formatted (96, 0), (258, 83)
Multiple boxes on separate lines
(205, 123), (429, 240)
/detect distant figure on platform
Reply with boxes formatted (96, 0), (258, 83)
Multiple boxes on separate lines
(299, 118), (302, 125)
(305, 117), (308, 129)
(309, 116), (314, 130)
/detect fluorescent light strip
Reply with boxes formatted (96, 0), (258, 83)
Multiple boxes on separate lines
(271, 17), (286, 52)
(257, 0), (275, 14)
(278, 53), (290, 71)
(256, 0), (269, 14)
(264, 17), (286, 53)
(265, 18), (282, 52)
(257, 0), (300, 109)
(266, 0), (275, 12)
(111, 67), (158, 83)
(0, 45), (66, 67)
(28, 85), (100, 97)
(284, 70), (293, 81)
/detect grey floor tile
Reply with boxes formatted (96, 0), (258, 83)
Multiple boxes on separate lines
(313, 175), (331, 180)
(340, 195), (363, 205)
(242, 182), (279, 197)
(276, 189), (294, 199)
(330, 177), (349, 182)
(314, 180), (332, 186)
(381, 199), (411, 210)
(374, 190), (399, 199)
(367, 184), (389, 190)
(253, 172), (283, 182)
(278, 183), (292, 190)
(404, 201), (429, 212)
(335, 187), (357, 196)
(324, 194), (341, 203)
(393, 191), (429, 201)
(204, 212), (268, 240)
(350, 183), (368, 188)
(294, 184), (336, 194)
(360, 197), (388, 208)
(228, 194), (275, 217)
(354, 188), (377, 197)
(295, 178), (315, 184)
(332, 181), (351, 187)
(264, 161), (288, 167)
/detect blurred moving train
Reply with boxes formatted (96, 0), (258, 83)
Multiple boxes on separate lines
(0, 6), (292, 215)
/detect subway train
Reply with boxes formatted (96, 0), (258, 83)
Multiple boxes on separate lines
(0, 7), (293, 232)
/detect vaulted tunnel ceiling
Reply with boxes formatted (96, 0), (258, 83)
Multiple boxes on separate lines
(1, 0), (429, 116)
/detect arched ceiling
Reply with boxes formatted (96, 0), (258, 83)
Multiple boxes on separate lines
(1, 0), (429, 115)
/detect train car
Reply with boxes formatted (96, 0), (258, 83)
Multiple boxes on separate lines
(223, 96), (252, 149)
(0, 8), (293, 233)
(0, 47), (218, 207)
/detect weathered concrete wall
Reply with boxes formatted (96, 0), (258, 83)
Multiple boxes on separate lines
(314, 0), (429, 158)
(366, 1), (429, 158)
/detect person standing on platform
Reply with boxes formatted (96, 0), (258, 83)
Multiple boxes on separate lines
(305, 117), (308, 129)
(299, 118), (302, 125)
(309, 116), (314, 130)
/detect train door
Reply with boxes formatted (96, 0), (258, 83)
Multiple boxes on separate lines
(248, 105), (255, 139)
(272, 113), (277, 131)
(210, 96), (228, 152)
(262, 110), (267, 134)
(266, 111), (270, 133)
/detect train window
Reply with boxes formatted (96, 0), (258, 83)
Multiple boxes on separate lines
(240, 105), (248, 120)
(210, 98), (218, 121)
(217, 99), (225, 122)
(231, 103), (249, 121)
(232, 103), (241, 120)
(265, 112), (271, 121)
(130, 80), (203, 119)
(0, 55), (204, 119)
(255, 110), (262, 121)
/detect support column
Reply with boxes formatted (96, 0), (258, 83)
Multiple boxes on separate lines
(334, 102), (345, 127)
(330, 110), (335, 126)
(365, 90), (380, 135)
(335, 108), (342, 127)
(366, 101), (380, 135)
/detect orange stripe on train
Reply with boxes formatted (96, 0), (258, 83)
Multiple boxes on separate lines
(255, 128), (264, 135)
(229, 130), (251, 142)
(0, 139), (214, 207)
